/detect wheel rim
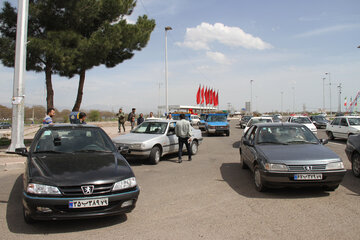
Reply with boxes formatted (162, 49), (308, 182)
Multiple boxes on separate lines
(353, 155), (360, 175)
(192, 143), (198, 154)
(254, 169), (261, 187)
(155, 150), (160, 162)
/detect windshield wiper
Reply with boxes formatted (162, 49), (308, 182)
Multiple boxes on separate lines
(75, 150), (112, 153)
(258, 141), (288, 145)
(34, 150), (63, 154)
(286, 140), (317, 144)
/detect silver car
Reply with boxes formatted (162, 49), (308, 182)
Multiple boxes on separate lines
(112, 120), (203, 164)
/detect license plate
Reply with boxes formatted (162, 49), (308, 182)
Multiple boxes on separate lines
(294, 174), (322, 180)
(69, 198), (108, 208)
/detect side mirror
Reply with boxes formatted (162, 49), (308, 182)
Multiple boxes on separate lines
(118, 146), (129, 154)
(320, 139), (329, 145)
(15, 147), (28, 156)
(243, 139), (253, 147)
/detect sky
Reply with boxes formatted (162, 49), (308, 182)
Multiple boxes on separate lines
(0, 0), (359, 114)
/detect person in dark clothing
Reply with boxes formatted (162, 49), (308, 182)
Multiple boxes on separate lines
(128, 108), (136, 130)
(137, 113), (145, 125)
(175, 114), (193, 163)
(116, 108), (126, 132)
(79, 112), (87, 124)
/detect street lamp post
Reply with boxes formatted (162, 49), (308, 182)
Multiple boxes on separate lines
(292, 87), (295, 114)
(165, 26), (172, 115)
(322, 77), (326, 113)
(250, 80), (254, 113)
(281, 91), (283, 114)
(337, 83), (342, 113)
(325, 72), (332, 116)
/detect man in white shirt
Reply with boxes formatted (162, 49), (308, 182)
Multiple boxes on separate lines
(175, 114), (192, 163)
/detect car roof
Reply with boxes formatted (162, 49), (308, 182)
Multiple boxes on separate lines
(253, 122), (306, 128)
(41, 124), (100, 129)
(335, 115), (360, 118)
(250, 116), (272, 119)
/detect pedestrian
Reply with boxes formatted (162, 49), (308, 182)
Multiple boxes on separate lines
(43, 108), (55, 125)
(148, 112), (155, 119)
(137, 113), (145, 125)
(79, 112), (87, 124)
(167, 113), (173, 120)
(128, 108), (136, 130)
(116, 108), (126, 133)
(175, 113), (193, 163)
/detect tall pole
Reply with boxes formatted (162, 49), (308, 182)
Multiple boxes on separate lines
(281, 91), (283, 114)
(325, 72), (331, 116)
(250, 80), (254, 114)
(165, 26), (172, 115)
(8, 0), (29, 152)
(337, 83), (342, 113)
(322, 77), (326, 113)
(292, 87), (295, 114)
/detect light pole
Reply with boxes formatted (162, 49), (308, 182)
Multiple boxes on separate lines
(322, 77), (326, 113)
(250, 80), (254, 113)
(337, 83), (342, 113)
(281, 91), (283, 114)
(165, 26), (172, 115)
(325, 72), (332, 116)
(292, 86), (295, 114)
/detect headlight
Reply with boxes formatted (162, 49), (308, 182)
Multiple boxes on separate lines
(131, 143), (144, 149)
(326, 162), (344, 170)
(27, 183), (61, 195)
(265, 163), (288, 171)
(112, 177), (137, 191)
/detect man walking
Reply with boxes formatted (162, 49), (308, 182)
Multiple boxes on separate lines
(116, 108), (126, 133)
(175, 113), (192, 163)
(128, 108), (136, 130)
(43, 108), (55, 125)
(137, 113), (145, 125)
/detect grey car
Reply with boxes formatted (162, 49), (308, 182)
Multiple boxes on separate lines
(239, 123), (346, 192)
(112, 120), (203, 164)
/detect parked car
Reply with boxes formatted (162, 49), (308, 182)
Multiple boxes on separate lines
(112, 120), (202, 164)
(190, 114), (201, 126)
(205, 113), (230, 136)
(0, 122), (11, 129)
(287, 116), (317, 134)
(345, 134), (360, 177)
(15, 124), (139, 223)
(326, 116), (360, 140)
(309, 115), (329, 129)
(198, 113), (208, 131)
(239, 123), (346, 192)
(239, 115), (252, 129)
(272, 115), (282, 123)
(244, 116), (273, 134)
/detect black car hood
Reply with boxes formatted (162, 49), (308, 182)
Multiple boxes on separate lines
(256, 144), (340, 164)
(29, 152), (133, 186)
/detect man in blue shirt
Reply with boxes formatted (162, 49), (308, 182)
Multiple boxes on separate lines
(43, 108), (55, 125)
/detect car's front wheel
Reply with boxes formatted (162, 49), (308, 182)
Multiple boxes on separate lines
(190, 141), (198, 155)
(326, 131), (335, 140)
(149, 146), (161, 165)
(254, 165), (266, 192)
(351, 152), (360, 177)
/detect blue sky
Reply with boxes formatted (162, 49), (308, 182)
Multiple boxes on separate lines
(1, 0), (359, 114)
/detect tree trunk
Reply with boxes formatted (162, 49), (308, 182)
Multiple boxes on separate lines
(72, 69), (86, 111)
(45, 66), (54, 109)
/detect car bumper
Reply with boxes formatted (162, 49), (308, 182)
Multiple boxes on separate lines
(23, 187), (140, 221)
(208, 128), (229, 133)
(260, 170), (346, 188)
(121, 148), (151, 157)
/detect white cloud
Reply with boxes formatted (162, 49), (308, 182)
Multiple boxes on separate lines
(176, 22), (273, 50)
(206, 51), (230, 65)
(294, 24), (360, 38)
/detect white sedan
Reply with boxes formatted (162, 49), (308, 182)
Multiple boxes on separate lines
(244, 117), (273, 134)
(287, 116), (317, 134)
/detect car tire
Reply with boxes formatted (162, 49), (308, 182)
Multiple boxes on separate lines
(226, 130), (230, 136)
(323, 184), (339, 191)
(190, 140), (198, 155)
(149, 146), (161, 165)
(239, 152), (248, 169)
(351, 152), (360, 178)
(23, 207), (35, 224)
(254, 165), (266, 192)
(327, 131), (335, 140)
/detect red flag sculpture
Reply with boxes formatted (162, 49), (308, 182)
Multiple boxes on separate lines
(215, 91), (219, 106)
(213, 89), (216, 106)
(196, 85), (201, 104)
(205, 87), (209, 105)
(209, 89), (213, 105)
(201, 86), (205, 104)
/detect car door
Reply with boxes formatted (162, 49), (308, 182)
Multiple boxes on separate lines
(166, 122), (178, 153)
(242, 126), (257, 171)
(330, 118), (340, 137)
(339, 118), (349, 138)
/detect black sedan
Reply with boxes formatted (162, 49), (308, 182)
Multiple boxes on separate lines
(16, 124), (139, 223)
(345, 134), (360, 177)
(239, 123), (346, 192)
(309, 115), (328, 129)
(0, 122), (11, 129)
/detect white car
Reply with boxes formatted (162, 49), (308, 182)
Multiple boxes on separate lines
(287, 116), (317, 134)
(244, 117), (273, 134)
(326, 116), (360, 139)
(190, 115), (201, 126)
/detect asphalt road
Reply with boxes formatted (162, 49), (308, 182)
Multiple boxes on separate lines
(1, 120), (360, 240)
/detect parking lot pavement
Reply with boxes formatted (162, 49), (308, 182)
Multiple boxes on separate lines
(1, 120), (360, 240)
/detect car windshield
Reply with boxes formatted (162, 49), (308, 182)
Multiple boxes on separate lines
(132, 122), (168, 134)
(33, 128), (114, 153)
(207, 115), (227, 122)
(291, 117), (311, 124)
(251, 118), (272, 124)
(242, 116), (251, 121)
(348, 118), (360, 126)
(257, 126), (318, 145)
(313, 116), (326, 121)
(200, 115), (207, 120)
(172, 115), (190, 120)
